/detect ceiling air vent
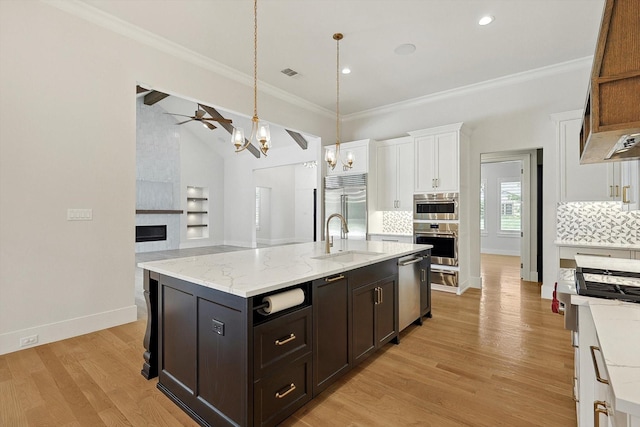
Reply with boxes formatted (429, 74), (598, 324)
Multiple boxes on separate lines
(281, 68), (299, 77)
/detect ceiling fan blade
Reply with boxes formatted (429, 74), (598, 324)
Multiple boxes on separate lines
(165, 113), (194, 119)
(204, 122), (217, 130)
(176, 119), (195, 125)
(195, 110), (206, 119)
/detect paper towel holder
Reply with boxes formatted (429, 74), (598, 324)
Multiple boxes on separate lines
(252, 282), (311, 325)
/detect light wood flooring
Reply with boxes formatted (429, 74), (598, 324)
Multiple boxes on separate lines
(0, 254), (575, 426)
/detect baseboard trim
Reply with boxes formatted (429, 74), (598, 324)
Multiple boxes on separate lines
(0, 305), (137, 355)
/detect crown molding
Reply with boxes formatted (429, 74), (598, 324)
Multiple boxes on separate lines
(343, 56), (593, 123)
(42, 0), (334, 120)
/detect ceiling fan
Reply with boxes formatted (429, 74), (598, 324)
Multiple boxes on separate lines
(166, 104), (232, 130)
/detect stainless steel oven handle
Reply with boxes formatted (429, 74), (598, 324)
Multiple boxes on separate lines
(431, 268), (457, 275)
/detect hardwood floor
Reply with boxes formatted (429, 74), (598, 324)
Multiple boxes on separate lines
(0, 254), (575, 426)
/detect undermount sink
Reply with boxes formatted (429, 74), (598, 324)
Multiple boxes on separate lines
(311, 250), (384, 263)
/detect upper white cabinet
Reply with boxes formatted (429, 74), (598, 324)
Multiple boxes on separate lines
(555, 110), (639, 210)
(325, 139), (371, 176)
(376, 137), (414, 210)
(410, 123), (462, 193)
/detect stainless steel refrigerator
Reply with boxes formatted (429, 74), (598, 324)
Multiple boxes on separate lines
(324, 173), (367, 240)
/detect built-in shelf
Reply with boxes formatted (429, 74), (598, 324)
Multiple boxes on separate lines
(187, 186), (209, 239)
(136, 209), (184, 214)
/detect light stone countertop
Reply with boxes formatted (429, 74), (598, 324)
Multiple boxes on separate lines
(138, 240), (432, 298)
(555, 240), (640, 250)
(571, 295), (640, 417)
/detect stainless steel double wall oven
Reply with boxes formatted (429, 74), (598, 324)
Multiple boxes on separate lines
(413, 193), (459, 288)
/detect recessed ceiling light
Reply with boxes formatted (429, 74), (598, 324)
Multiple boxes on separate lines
(479, 15), (494, 26)
(394, 43), (416, 55)
(341, 67), (351, 74)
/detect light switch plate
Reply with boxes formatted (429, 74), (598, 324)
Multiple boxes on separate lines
(67, 208), (93, 221)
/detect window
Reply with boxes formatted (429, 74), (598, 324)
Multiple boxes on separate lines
(499, 178), (521, 232)
(480, 179), (486, 233)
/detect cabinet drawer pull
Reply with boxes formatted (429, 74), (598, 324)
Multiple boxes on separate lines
(577, 253), (610, 257)
(325, 274), (345, 283)
(623, 185), (630, 203)
(275, 383), (296, 399)
(594, 400), (608, 427)
(589, 346), (609, 385)
(275, 333), (296, 346)
(609, 185), (614, 198)
(378, 287), (383, 304)
(572, 377), (578, 402)
(615, 185), (620, 198)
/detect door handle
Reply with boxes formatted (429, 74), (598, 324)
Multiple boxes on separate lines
(623, 185), (630, 203)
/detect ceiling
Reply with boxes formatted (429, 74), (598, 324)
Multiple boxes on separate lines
(82, 0), (605, 117)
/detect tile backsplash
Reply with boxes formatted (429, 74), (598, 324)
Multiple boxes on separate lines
(382, 211), (413, 234)
(556, 202), (640, 244)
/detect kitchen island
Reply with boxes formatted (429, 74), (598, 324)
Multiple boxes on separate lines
(138, 240), (432, 427)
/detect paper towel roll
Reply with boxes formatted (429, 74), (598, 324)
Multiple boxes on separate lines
(262, 288), (305, 315)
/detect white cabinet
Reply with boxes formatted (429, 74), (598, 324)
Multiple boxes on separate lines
(555, 110), (639, 208)
(410, 123), (461, 194)
(376, 137), (414, 210)
(326, 139), (371, 176)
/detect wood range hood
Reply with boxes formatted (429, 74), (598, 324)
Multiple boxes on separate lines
(579, 0), (640, 164)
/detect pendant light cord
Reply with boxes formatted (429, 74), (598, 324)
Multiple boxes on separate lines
(253, 0), (258, 119)
(336, 34), (340, 146)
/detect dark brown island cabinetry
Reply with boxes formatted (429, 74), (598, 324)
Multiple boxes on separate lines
(141, 250), (430, 427)
(312, 273), (350, 395)
(350, 260), (398, 366)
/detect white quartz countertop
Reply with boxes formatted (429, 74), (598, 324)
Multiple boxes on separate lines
(571, 295), (640, 416)
(138, 240), (432, 298)
(575, 255), (640, 273)
(555, 240), (640, 250)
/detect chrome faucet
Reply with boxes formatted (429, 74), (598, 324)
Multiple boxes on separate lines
(325, 213), (349, 254)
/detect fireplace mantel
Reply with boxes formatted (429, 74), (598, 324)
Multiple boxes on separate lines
(136, 210), (183, 215)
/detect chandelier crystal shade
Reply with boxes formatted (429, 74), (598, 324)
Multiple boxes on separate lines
(325, 33), (354, 171)
(231, 0), (271, 156)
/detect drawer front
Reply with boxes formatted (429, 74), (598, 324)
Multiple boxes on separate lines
(254, 306), (312, 377)
(253, 354), (312, 427)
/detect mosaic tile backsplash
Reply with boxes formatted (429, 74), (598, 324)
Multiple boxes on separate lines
(556, 202), (640, 244)
(382, 211), (413, 234)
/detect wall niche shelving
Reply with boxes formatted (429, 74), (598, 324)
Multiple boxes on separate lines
(186, 186), (209, 240)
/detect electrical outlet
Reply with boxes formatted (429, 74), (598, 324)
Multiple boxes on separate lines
(20, 334), (38, 347)
(212, 319), (224, 336)
(67, 208), (93, 221)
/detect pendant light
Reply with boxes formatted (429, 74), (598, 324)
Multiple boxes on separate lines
(231, 0), (271, 156)
(325, 33), (354, 171)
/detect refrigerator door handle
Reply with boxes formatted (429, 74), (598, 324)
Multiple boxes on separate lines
(343, 195), (348, 239)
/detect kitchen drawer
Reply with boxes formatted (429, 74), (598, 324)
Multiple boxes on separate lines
(253, 354), (312, 427)
(369, 234), (413, 243)
(253, 306), (312, 378)
(559, 246), (632, 268)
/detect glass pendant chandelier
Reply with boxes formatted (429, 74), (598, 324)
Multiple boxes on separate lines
(231, 0), (271, 156)
(325, 33), (354, 171)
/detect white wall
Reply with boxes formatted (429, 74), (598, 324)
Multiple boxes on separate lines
(481, 161), (522, 256)
(179, 122), (225, 248)
(343, 60), (592, 299)
(0, 1), (331, 354)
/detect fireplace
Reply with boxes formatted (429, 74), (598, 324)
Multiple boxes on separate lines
(136, 225), (167, 242)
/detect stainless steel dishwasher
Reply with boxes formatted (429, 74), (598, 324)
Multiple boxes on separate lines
(398, 254), (424, 331)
